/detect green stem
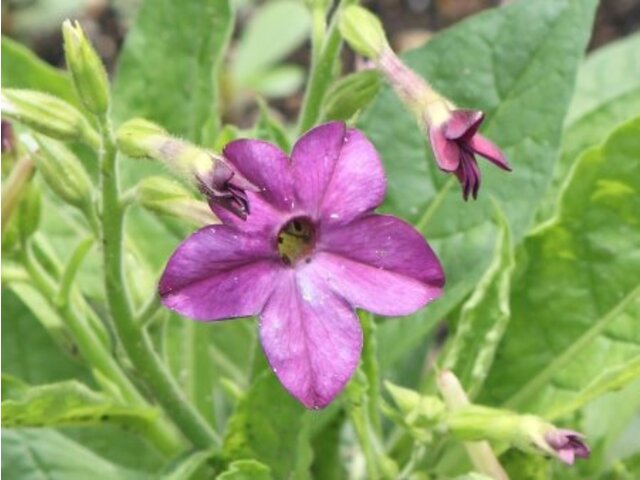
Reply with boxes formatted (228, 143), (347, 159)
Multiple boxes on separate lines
(297, 0), (357, 135)
(97, 115), (220, 448)
(55, 236), (94, 308)
(21, 243), (182, 455)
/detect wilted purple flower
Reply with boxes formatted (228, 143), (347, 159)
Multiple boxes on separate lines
(544, 429), (590, 465)
(159, 122), (445, 408)
(198, 160), (257, 220)
(2, 120), (14, 153)
(429, 109), (511, 200)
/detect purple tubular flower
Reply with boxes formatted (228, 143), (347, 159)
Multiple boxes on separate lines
(159, 121), (445, 409)
(198, 159), (258, 220)
(429, 109), (511, 200)
(544, 429), (591, 465)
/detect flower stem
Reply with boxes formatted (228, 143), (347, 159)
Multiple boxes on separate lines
(437, 370), (509, 480)
(297, 0), (358, 135)
(21, 241), (182, 456)
(97, 115), (220, 448)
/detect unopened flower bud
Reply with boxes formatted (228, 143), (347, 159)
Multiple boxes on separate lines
(385, 381), (446, 431)
(2, 120), (15, 153)
(34, 135), (93, 208)
(447, 405), (590, 466)
(62, 20), (110, 115)
(1, 89), (99, 147)
(117, 118), (258, 219)
(339, 6), (389, 60)
(138, 176), (218, 227)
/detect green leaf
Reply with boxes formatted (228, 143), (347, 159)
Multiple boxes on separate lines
(232, 0), (310, 83)
(322, 70), (381, 122)
(248, 65), (305, 99)
(482, 118), (640, 414)
(216, 459), (272, 480)
(112, 0), (232, 143)
(2, 378), (158, 430)
(1, 428), (152, 480)
(443, 208), (515, 399)
(358, 0), (598, 368)
(538, 33), (640, 220)
(161, 448), (218, 480)
(1, 36), (78, 106)
(223, 371), (313, 479)
(253, 100), (292, 152)
(1, 289), (89, 385)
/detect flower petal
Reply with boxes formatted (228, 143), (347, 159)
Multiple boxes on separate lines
(467, 133), (511, 171)
(259, 269), (362, 409)
(429, 127), (461, 172)
(159, 225), (280, 320)
(443, 109), (484, 140)
(316, 214), (444, 316)
(209, 191), (284, 234)
(223, 139), (295, 211)
(291, 122), (385, 224)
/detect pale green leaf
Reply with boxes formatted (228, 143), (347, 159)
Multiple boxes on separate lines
(358, 0), (598, 366)
(2, 378), (158, 430)
(1, 428), (152, 480)
(216, 459), (272, 480)
(482, 118), (640, 414)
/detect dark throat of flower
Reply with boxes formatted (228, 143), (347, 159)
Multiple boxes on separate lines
(277, 217), (316, 266)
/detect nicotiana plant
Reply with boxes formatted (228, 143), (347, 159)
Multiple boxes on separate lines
(2, 0), (640, 479)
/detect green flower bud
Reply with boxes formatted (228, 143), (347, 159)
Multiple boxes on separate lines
(116, 118), (211, 176)
(18, 183), (41, 241)
(34, 135), (93, 208)
(62, 20), (110, 115)
(385, 381), (446, 429)
(138, 176), (218, 227)
(338, 6), (389, 60)
(1, 89), (99, 148)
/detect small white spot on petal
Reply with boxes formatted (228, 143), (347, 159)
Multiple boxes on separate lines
(330, 212), (340, 220)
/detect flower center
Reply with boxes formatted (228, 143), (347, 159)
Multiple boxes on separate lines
(277, 217), (316, 266)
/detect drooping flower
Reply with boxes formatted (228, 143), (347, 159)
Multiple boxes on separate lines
(544, 429), (591, 465)
(428, 109), (511, 200)
(159, 122), (445, 408)
(338, 6), (511, 199)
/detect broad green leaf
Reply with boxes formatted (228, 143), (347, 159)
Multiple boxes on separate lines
(2, 378), (158, 430)
(538, 34), (640, 220)
(223, 371), (313, 479)
(482, 118), (640, 414)
(1, 428), (152, 480)
(216, 459), (272, 480)
(1, 289), (89, 385)
(1, 36), (78, 106)
(112, 0), (232, 143)
(160, 448), (218, 479)
(443, 210), (515, 399)
(232, 0), (310, 83)
(358, 0), (598, 367)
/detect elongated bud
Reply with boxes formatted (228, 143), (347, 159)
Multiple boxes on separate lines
(339, 6), (389, 60)
(18, 183), (41, 241)
(1, 89), (100, 148)
(138, 176), (218, 227)
(34, 135), (93, 208)
(62, 20), (110, 114)
(385, 381), (446, 429)
(447, 405), (590, 465)
(117, 118), (258, 219)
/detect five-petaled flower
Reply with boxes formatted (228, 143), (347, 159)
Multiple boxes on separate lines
(544, 429), (591, 466)
(429, 109), (511, 200)
(159, 122), (445, 408)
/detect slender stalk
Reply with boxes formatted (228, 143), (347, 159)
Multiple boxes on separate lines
(21, 243), (182, 455)
(97, 115), (220, 448)
(297, 0), (358, 135)
(55, 236), (94, 308)
(1, 154), (34, 231)
(437, 370), (509, 480)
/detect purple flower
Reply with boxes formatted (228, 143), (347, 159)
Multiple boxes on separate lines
(2, 120), (14, 153)
(159, 122), (445, 408)
(198, 159), (257, 220)
(429, 109), (511, 200)
(544, 429), (590, 465)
